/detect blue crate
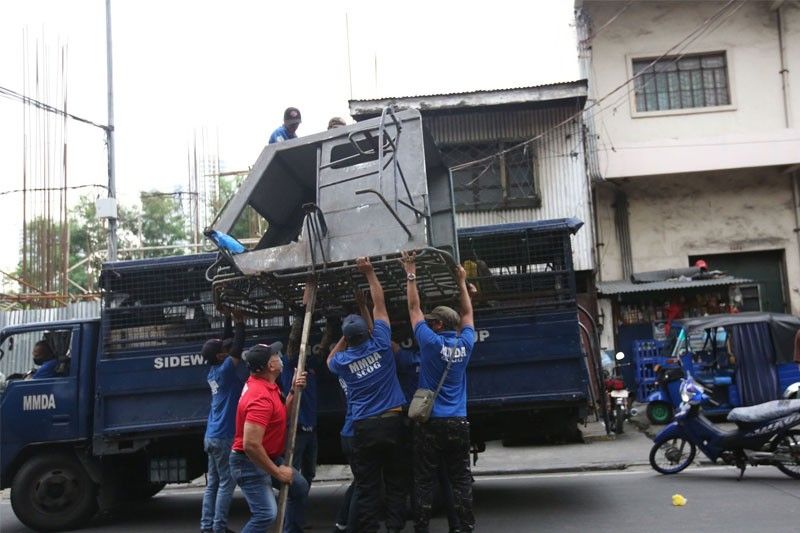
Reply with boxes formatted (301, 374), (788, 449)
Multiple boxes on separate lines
(637, 381), (659, 403)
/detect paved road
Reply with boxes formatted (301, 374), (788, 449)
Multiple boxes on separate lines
(3, 465), (800, 532)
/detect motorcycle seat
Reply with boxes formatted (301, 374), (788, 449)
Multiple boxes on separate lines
(727, 399), (800, 423)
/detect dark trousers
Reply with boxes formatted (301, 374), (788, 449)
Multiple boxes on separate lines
(292, 429), (318, 487)
(352, 414), (408, 533)
(413, 417), (474, 532)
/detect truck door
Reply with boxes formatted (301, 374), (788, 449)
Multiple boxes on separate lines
(1, 326), (83, 457)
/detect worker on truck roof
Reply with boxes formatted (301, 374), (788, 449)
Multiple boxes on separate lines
(269, 107), (302, 144)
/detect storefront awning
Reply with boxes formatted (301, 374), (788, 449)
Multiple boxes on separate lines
(597, 276), (751, 295)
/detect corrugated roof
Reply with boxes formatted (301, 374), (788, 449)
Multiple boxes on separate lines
(349, 80), (588, 119)
(349, 80), (587, 103)
(597, 277), (752, 295)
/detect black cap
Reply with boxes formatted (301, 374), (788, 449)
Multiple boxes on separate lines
(201, 338), (224, 364)
(244, 342), (283, 373)
(284, 107), (301, 126)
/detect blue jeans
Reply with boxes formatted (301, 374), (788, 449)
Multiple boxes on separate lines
(201, 437), (234, 532)
(229, 451), (309, 533)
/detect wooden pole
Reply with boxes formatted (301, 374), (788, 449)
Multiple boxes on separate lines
(275, 280), (317, 531)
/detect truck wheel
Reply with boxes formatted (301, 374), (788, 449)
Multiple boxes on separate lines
(10, 452), (98, 531)
(646, 401), (673, 425)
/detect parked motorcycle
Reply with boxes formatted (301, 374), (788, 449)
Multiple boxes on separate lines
(649, 374), (800, 479)
(605, 352), (632, 434)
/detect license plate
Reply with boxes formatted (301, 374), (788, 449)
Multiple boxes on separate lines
(610, 390), (629, 398)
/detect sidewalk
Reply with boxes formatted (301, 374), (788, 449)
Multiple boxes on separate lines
(311, 415), (657, 483)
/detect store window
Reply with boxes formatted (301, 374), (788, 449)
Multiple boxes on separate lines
(632, 52), (730, 113)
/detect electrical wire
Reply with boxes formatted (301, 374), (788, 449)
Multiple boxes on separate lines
(450, 0), (741, 172)
(0, 184), (108, 197)
(0, 84), (109, 131)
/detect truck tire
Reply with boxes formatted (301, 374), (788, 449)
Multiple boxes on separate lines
(10, 451), (98, 531)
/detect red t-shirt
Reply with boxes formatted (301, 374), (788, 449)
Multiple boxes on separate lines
(232, 376), (287, 459)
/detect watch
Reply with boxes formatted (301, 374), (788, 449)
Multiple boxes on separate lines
(406, 273), (417, 282)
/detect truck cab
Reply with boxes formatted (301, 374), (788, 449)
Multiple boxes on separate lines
(0, 319), (99, 531)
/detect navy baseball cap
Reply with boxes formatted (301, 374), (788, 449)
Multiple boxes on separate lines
(244, 342), (283, 373)
(342, 314), (369, 340)
(284, 107), (301, 125)
(201, 338), (224, 363)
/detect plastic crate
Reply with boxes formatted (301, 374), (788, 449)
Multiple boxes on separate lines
(637, 381), (659, 403)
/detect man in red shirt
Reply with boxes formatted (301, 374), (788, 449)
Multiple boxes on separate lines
(229, 342), (309, 533)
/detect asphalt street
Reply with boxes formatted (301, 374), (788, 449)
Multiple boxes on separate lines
(2, 465), (800, 532)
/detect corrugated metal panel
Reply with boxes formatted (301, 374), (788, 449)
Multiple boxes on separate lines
(350, 80), (586, 103)
(446, 107), (594, 271)
(597, 277), (752, 295)
(0, 301), (101, 376)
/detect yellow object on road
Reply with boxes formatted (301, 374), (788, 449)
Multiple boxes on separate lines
(672, 494), (687, 506)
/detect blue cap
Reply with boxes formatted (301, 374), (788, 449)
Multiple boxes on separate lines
(342, 314), (369, 340)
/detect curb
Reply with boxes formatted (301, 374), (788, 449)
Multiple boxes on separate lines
(471, 462), (635, 477)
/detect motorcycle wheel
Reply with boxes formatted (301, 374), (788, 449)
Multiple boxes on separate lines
(646, 401), (673, 425)
(649, 437), (696, 474)
(613, 405), (625, 434)
(771, 430), (800, 479)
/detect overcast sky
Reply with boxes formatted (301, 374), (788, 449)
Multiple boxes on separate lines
(0, 0), (578, 275)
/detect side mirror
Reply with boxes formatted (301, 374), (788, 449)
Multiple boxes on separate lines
(615, 351), (626, 361)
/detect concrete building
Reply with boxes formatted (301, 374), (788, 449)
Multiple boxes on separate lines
(576, 0), (800, 352)
(349, 81), (596, 283)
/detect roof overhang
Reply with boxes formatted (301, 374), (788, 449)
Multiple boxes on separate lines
(597, 276), (751, 295)
(349, 80), (588, 121)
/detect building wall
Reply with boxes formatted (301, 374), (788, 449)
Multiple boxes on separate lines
(582, 0), (800, 178)
(595, 168), (800, 314)
(426, 106), (595, 271)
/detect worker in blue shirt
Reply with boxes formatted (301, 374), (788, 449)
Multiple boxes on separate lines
(30, 341), (58, 379)
(327, 257), (408, 533)
(269, 107), (301, 144)
(401, 251), (476, 533)
(200, 312), (248, 533)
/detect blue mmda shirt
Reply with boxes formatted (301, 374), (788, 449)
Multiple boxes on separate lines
(280, 354), (318, 431)
(32, 359), (58, 379)
(415, 322), (476, 418)
(268, 125), (296, 144)
(328, 320), (406, 421)
(205, 357), (249, 440)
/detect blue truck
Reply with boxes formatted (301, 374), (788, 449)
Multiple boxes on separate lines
(0, 217), (591, 531)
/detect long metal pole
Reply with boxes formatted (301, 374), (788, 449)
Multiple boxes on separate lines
(105, 0), (118, 262)
(276, 281), (317, 531)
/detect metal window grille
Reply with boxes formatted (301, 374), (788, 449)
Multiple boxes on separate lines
(440, 143), (540, 212)
(633, 52), (730, 112)
(458, 226), (576, 311)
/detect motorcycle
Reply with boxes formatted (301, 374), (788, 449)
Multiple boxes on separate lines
(649, 373), (800, 479)
(605, 351), (632, 434)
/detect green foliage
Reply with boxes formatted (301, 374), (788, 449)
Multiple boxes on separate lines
(212, 174), (265, 241)
(139, 192), (189, 257)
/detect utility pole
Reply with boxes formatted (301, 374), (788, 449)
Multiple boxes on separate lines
(105, 0), (118, 261)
